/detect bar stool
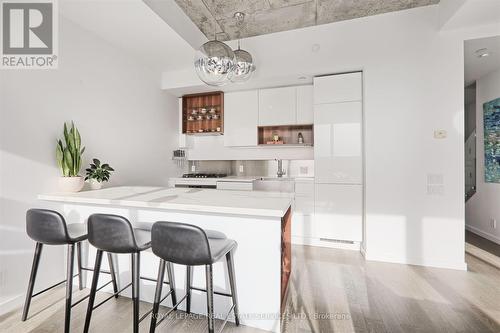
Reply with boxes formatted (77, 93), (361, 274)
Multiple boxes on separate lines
(23, 209), (119, 333)
(83, 214), (177, 333)
(149, 221), (240, 333)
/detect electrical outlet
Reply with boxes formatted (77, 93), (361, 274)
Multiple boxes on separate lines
(191, 164), (196, 172)
(239, 165), (244, 173)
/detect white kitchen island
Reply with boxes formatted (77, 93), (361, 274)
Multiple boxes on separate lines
(38, 186), (292, 332)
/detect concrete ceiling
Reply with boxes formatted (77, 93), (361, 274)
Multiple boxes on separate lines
(465, 36), (500, 86)
(173, 0), (440, 41)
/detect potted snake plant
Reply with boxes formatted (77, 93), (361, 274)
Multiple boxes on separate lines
(85, 159), (114, 190)
(56, 122), (85, 192)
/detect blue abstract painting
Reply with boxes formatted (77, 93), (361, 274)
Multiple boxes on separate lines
(483, 97), (500, 183)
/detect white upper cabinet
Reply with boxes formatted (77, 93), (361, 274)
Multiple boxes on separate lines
(258, 86), (296, 126)
(314, 72), (362, 104)
(224, 90), (258, 147)
(296, 85), (314, 124)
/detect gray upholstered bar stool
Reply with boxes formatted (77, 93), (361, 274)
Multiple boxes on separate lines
(83, 214), (177, 333)
(23, 209), (119, 333)
(149, 221), (240, 333)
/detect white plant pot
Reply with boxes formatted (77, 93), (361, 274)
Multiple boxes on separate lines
(58, 176), (84, 193)
(89, 179), (103, 190)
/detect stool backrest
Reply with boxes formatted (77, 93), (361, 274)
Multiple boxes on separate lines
(87, 214), (139, 253)
(26, 209), (69, 245)
(151, 221), (211, 265)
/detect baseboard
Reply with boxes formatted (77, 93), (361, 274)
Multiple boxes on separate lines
(363, 251), (467, 271)
(292, 236), (360, 251)
(0, 294), (23, 317)
(466, 224), (500, 245)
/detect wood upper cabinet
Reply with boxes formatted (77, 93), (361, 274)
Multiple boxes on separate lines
(296, 85), (314, 124)
(224, 90), (258, 147)
(258, 86), (297, 126)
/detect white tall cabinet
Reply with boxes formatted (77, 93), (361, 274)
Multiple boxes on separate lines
(313, 72), (363, 243)
(224, 90), (259, 147)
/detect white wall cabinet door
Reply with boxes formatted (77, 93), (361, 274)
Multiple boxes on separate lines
(258, 86), (296, 126)
(314, 184), (362, 242)
(296, 85), (314, 124)
(178, 98), (192, 148)
(224, 90), (258, 147)
(314, 72), (362, 104)
(314, 101), (362, 184)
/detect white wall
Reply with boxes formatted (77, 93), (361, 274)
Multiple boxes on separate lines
(466, 68), (500, 244)
(163, 5), (500, 269)
(0, 17), (178, 314)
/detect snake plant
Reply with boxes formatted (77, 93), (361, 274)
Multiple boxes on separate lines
(56, 122), (85, 177)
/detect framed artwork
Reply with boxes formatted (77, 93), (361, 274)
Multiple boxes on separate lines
(483, 97), (500, 183)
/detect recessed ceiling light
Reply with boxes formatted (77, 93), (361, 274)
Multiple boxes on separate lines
(475, 48), (490, 58)
(298, 76), (307, 80)
(311, 44), (321, 53)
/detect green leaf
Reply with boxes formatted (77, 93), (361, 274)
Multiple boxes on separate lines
(74, 125), (81, 150)
(56, 142), (63, 171)
(93, 159), (100, 167)
(63, 123), (69, 146)
(80, 146), (85, 155)
(63, 148), (74, 175)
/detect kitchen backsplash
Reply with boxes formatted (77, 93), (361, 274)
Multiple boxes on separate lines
(184, 160), (314, 177)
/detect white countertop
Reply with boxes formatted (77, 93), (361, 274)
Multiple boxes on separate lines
(169, 176), (258, 183)
(38, 186), (292, 218)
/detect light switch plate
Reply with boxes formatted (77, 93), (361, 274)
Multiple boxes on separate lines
(434, 129), (447, 139)
(239, 165), (244, 173)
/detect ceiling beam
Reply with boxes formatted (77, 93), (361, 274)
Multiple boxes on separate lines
(143, 0), (207, 49)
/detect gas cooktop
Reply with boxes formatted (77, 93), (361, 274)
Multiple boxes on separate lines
(182, 173), (228, 178)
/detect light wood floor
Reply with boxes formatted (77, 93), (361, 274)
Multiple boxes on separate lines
(1, 245), (500, 333)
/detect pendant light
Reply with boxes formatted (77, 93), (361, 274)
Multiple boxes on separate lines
(229, 12), (256, 83)
(194, 14), (235, 86)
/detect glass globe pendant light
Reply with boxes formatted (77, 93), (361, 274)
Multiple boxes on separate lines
(229, 12), (256, 83)
(194, 23), (235, 86)
(229, 39), (256, 83)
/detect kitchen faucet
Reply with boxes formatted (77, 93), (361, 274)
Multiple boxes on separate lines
(276, 159), (286, 178)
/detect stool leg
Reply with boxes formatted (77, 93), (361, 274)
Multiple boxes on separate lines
(149, 259), (165, 333)
(185, 265), (193, 314)
(205, 264), (215, 333)
(64, 244), (75, 333)
(226, 251), (240, 326)
(22, 242), (43, 321)
(131, 252), (140, 333)
(107, 253), (119, 298)
(83, 250), (103, 333)
(166, 262), (177, 308)
(76, 242), (84, 291)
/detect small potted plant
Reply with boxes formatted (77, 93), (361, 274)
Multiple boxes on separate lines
(85, 158), (114, 190)
(56, 122), (85, 192)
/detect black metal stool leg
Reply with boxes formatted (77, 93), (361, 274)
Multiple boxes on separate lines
(22, 242), (43, 321)
(132, 252), (140, 333)
(64, 244), (75, 333)
(83, 250), (103, 333)
(166, 261), (177, 307)
(76, 242), (84, 291)
(149, 259), (166, 333)
(107, 253), (119, 298)
(205, 264), (215, 333)
(185, 265), (193, 314)
(226, 251), (240, 326)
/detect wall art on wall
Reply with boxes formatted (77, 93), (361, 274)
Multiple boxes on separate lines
(483, 97), (500, 183)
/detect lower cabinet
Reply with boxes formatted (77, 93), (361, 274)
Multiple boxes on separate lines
(314, 183), (362, 242)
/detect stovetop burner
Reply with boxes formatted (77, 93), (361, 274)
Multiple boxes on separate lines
(182, 173), (228, 178)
